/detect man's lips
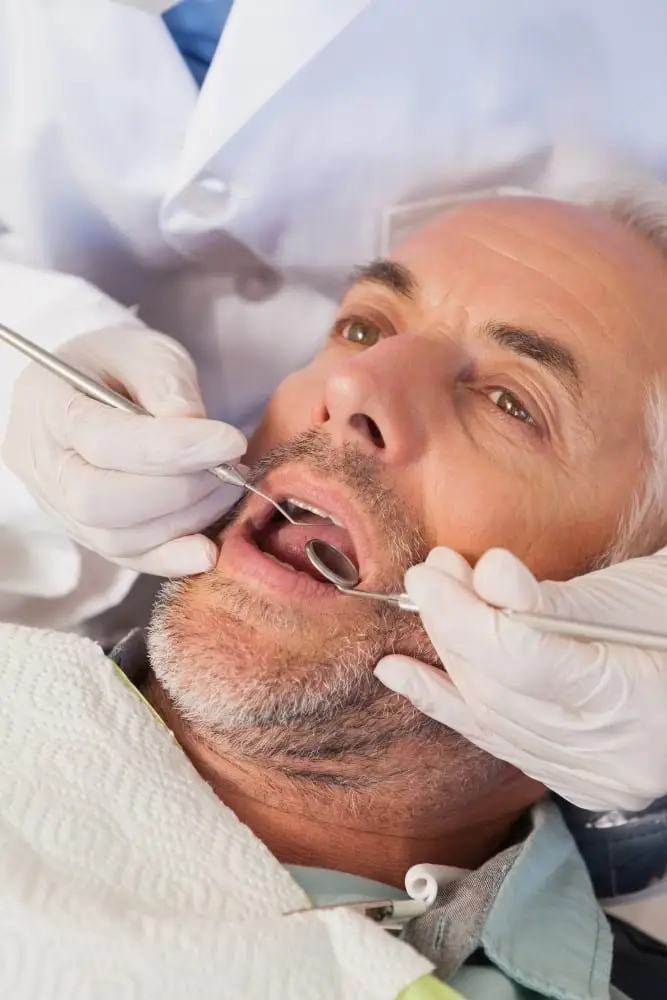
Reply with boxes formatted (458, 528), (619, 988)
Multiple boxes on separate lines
(246, 469), (377, 581)
(216, 469), (380, 601)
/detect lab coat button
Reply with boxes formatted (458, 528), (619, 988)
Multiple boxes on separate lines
(184, 174), (234, 219)
(236, 269), (281, 302)
(199, 175), (227, 196)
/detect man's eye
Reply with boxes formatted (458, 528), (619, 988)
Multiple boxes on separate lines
(337, 319), (382, 347)
(488, 388), (535, 425)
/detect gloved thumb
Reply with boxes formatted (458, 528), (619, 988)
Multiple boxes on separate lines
(472, 548), (541, 611)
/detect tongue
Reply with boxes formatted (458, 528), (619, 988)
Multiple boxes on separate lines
(258, 520), (357, 578)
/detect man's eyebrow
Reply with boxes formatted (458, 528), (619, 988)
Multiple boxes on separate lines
(482, 321), (582, 399)
(350, 258), (418, 299)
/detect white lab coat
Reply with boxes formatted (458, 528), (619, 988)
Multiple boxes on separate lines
(1, 0), (667, 633)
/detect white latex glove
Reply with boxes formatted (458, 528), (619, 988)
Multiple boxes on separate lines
(375, 546), (667, 811)
(2, 325), (247, 577)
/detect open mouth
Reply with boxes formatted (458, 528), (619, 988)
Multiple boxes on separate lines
(251, 497), (360, 582)
(218, 470), (377, 602)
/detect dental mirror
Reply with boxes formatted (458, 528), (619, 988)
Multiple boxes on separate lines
(305, 540), (667, 644)
(305, 539), (360, 589)
(305, 539), (418, 610)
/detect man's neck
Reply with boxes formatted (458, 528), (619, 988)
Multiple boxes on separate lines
(144, 676), (532, 887)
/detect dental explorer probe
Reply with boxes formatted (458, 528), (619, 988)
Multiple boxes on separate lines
(305, 540), (667, 653)
(0, 322), (301, 525)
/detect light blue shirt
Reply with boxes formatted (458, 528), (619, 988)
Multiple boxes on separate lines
(163, 0), (234, 86)
(288, 802), (626, 1000)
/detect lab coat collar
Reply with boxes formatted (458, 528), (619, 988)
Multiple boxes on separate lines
(481, 800), (614, 1000)
(169, 0), (371, 189)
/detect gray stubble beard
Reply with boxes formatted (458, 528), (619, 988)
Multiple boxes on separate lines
(146, 430), (500, 794)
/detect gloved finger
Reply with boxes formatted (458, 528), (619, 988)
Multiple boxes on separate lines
(470, 550), (666, 707)
(471, 548), (540, 611)
(373, 655), (593, 804)
(406, 562), (546, 667)
(374, 655), (483, 735)
(473, 546), (655, 630)
(472, 718), (651, 809)
(385, 667), (607, 785)
(377, 655), (594, 795)
(114, 534), (219, 577)
(64, 328), (207, 418)
(423, 547), (474, 587)
(49, 451), (229, 529)
(122, 338), (205, 418)
(52, 391), (247, 474)
(470, 551), (604, 701)
(443, 660), (661, 767)
(472, 548), (620, 624)
(528, 570), (658, 630)
(78, 483), (237, 557)
(375, 655), (658, 811)
(405, 564), (599, 699)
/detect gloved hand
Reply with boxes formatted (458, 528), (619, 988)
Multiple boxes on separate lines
(2, 325), (247, 577)
(375, 546), (667, 811)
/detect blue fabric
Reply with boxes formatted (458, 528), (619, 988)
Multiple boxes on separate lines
(478, 802), (613, 1000)
(163, 0), (235, 86)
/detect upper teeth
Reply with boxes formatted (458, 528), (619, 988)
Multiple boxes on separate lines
(285, 497), (343, 527)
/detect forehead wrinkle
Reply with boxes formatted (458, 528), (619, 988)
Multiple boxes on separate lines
(447, 227), (618, 353)
(471, 205), (634, 293)
(453, 223), (648, 448)
(457, 208), (647, 343)
(458, 211), (615, 309)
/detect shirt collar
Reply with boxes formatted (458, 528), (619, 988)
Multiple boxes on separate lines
(481, 800), (613, 1000)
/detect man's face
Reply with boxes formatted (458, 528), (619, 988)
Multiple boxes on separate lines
(149, 196), (667, 794)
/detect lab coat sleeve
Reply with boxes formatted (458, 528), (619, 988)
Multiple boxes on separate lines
(0, 250), (142, 629)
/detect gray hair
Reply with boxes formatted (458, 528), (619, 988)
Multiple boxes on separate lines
(568, 177), (667, 564)
(604, 376), (667, 564)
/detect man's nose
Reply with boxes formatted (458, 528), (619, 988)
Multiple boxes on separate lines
(319, 334), (453, 465)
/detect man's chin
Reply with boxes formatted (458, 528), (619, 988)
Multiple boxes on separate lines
(142, 563), (463, 791)
(146, 564), (437, 733)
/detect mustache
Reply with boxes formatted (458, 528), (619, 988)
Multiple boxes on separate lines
(205, 429), (430, 574)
